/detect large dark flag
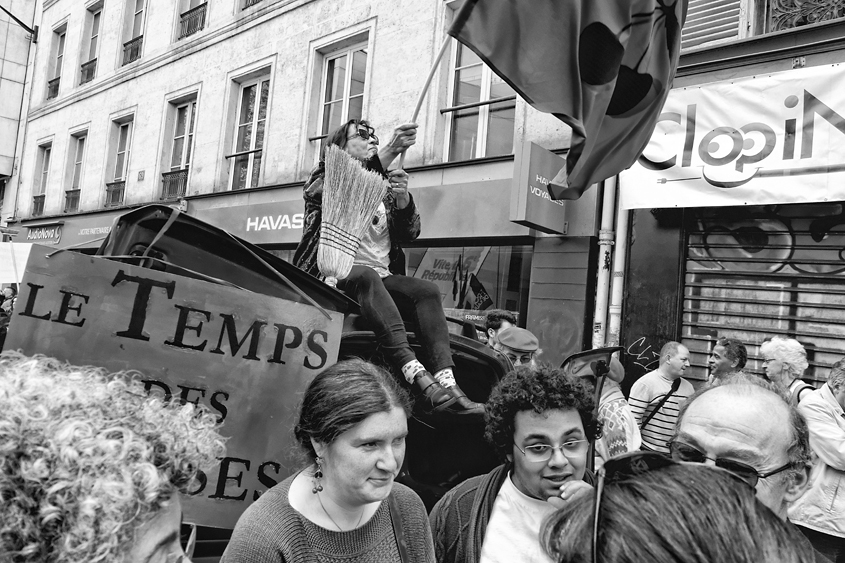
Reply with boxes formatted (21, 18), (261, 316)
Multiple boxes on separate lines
(448, 0), (687, 200)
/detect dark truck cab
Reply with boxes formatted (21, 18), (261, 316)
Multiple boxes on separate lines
(96, 205), (511, 558)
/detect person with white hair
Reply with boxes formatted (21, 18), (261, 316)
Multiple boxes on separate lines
(788, 358), (845, 562)
(760, 336), (814, 405)
(0, 351), (226, 563)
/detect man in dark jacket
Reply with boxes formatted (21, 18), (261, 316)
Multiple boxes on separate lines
(430, 364), (598, 563)
(293, 119), (483, 421)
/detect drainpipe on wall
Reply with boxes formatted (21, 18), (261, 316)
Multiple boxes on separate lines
(606, 182), (630, 348)
(591, 176), (617, 349)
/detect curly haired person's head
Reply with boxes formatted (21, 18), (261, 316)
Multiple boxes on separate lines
(485, 364), (600, 459)
(484, 364), (600, 501)
(0, 352), (226, 563)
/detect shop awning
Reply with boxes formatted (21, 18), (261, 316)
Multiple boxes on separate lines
(620, 64), (845, 209)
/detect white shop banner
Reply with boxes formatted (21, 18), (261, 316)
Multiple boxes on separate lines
(620, 64), (845, 209)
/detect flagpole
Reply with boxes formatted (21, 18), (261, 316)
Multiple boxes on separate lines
(398, 35), (451, 169)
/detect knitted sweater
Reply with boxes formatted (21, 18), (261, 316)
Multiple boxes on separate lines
(221, 473), (434, 563)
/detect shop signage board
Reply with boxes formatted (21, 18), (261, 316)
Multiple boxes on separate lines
(620, 64), (845, 209)
(510, 142), (568, 234)
(194, 200), (305, 245)
(12, 213), (119, 249)
(5, 248), (344, 529)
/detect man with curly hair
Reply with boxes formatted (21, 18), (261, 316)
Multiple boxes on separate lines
(0, 352), (226, 563)
(429, 364), (599, 563)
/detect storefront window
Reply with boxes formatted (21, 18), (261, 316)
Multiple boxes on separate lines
(405, 245), (532, 337)
(683, 203), (845, 383)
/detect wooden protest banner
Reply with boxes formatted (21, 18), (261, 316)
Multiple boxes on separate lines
(5, 247), (344, 529)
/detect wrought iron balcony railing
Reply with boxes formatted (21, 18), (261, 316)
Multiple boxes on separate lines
(105, 181), (125, 207)
(244, 0), (263, 8)
(64, 189), (80, 213)
(47, 77), (60, 100)
(179, 3), (207, 39)
(123, 35), (143, 65)
(32, 195), (45, 217)
(161, 168), (189, 200)
(80, 59), (97, 85)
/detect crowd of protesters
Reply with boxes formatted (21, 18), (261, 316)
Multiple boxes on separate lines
(2, 119), (844, 563)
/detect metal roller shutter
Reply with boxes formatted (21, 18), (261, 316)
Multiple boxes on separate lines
(681, 203), (845, 384)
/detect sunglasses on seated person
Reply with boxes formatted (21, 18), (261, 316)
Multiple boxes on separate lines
(667, 440), (793, 488)
(592, 451), (759, 563)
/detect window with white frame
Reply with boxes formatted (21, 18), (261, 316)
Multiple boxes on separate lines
(162, 100), (196, 199)
(444, 41), (516, 162)
(80, 7), (102, 84)
(114, 122), (133, 181)
(36, 145), (52, 196)
(230, 77), (269, 191)
(319, 43), (367, 136)
(65, 134), (85, 212)
(47, 29), (66, 99)
(105, 119), (132, 207)
(33, 144), (52, 216)
(122, 0), (145, 64)
(70, 135), (86, 189)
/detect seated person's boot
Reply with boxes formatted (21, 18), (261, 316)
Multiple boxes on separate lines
(412, 372), (485, 422)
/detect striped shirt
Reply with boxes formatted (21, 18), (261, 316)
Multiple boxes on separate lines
(628, 370), (694, 453)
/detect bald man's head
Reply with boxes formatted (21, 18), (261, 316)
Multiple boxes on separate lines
(673, 383), (811, 520)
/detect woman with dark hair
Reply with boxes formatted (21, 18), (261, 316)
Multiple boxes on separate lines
(542, 452), (815, 563)
(222, 358), (435, 563)
(293, 119), (483, 421)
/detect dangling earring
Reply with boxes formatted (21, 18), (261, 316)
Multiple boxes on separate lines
(312, 456), (324, 494)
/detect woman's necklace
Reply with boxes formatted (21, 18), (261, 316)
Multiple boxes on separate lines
(316, 492), (365, 532)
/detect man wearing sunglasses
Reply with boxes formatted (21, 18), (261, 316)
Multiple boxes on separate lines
(430, 364), (599, 563)
(671, 378), (831, 562)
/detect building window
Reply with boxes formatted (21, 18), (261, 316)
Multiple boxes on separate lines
(178, 0), (207, 40)
(47, 29), (66, 99)
(681, 0), (845, 50)
(33, 144), (52, 216)
(229, 77), (269, 191)
(162, 101), (196, 200)
(243, 0), (262, 8)
(682, 204), (845, 383)
(106, 120), (132, 207)
(319, 43), (367, 136)
(80, 8), (101, 84)
(122, 0), (145, 65)
(64, 134), (86, 212)
(444, 42), (516, 162)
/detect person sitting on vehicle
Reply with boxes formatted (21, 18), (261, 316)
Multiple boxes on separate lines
(430, 364), (599, 563)
(707, 336), (747, 386)
(494, 326), (540, 368)
(222, 358), (434, 563)
(484, 309), (516, 349)
(761, 336), (815, 405)
(293, 119), (483, 421)
(542, 452), (814, 563)
(0, 351), (225, 563)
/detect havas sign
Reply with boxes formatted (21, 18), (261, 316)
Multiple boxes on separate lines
(510, 142), (568, 234)
(620, 64), (845, 209)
